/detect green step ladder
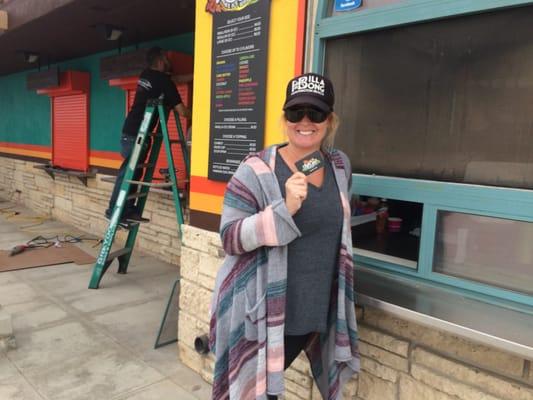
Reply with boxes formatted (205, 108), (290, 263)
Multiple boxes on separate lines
(89, 96), (189, 289)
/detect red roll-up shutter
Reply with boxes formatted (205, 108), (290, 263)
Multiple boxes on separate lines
(52, 94), (89, 171)
(126, 89), (136, 114)
(154, 83), (191, 189)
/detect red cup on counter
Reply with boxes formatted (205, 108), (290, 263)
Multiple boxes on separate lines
(388, 217), (402, 232)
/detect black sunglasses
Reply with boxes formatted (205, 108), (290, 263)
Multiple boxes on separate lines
(284, 107), (330, 123)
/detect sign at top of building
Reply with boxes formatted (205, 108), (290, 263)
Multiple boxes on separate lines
(334, 0), (362, 12)
(206, 0), (259, 13)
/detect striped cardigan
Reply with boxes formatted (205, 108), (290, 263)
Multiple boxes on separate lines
(209, 144), (360, 400)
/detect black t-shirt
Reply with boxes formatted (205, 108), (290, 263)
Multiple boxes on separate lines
(122, 68), (182, 136)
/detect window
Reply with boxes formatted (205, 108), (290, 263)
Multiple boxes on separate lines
(324, 5), (533, 189)
(315, 0), (533, 355)
(434, 211), (533, 295)
(352, 197), (422, 269)
(351, 173), (533, 309)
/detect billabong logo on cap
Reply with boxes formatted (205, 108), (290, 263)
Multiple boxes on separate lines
(291, 75), (325, 97)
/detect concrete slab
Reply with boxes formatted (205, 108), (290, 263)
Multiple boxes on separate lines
(65, 282), (157, 313)
(125, 270), (179, 297)
(24, 349), (164, 400)
(4, 301), (69, 331)
(7, 321), (116, 371)
(169, 362), (212, 399)
(12, 262), (91, 282)
(0, 201), (213, 399)
(0, 282), (40, 306)
(111, 379), (199, 400)
(92, 298), (168, 348)
(0, 271), (20, 285)
(35, 268), (121, 297)
(0, 354), (44, 400)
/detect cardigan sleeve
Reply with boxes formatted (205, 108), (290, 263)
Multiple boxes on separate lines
(219, 161), (301, 256)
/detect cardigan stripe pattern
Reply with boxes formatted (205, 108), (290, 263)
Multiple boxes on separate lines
(210, 145), (360, 399)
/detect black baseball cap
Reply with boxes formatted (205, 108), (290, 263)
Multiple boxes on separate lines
(283, 73), (335, 112)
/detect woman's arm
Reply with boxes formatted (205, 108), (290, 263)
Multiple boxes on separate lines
(220, 161), (301, 255)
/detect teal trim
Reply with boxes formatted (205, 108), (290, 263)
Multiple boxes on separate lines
(352, 174), (533, 220)
(354, 254), (419, 276)
(417, 204), (436, 278)
(313, 0), (533, 71)
(0, 32), (193, 153)
(352, 173), (533, 308)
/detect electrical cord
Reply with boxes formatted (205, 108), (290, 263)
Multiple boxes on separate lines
(9, 234), (103, 256)
(26, 234), (102, 247)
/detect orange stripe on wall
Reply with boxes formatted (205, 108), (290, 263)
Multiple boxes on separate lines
(89, 157), (122, 169)
(295, 0), (307, 75)
(89, 150), (122, 169)
(0, 142), (51, 159)
(190, 176), (227, 197)
(90, 150), (122, 161)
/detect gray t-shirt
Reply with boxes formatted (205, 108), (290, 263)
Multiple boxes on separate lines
(275, 151), (343, 335)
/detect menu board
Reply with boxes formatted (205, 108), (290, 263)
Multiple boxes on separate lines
(208, 0), (271, 181)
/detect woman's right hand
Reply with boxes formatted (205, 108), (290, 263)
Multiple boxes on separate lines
(285, 172), (307, 216)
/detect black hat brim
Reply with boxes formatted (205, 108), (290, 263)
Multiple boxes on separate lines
(283, 96), (332, 113)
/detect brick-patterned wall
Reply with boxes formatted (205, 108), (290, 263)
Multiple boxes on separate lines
(0, 156), (182, 264)
(179, 224), (533, 400)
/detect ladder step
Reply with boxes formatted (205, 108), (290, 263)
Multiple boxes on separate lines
(169, 139), (185, 144)
(126, 180), (173, 188)
(136, 163), (154, 170)
(151, 188), (187, 198)
(127, 192), (148, 200)
(106, 248), (132, 262)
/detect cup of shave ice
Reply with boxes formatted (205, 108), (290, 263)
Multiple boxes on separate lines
(388, 217), (402, 233)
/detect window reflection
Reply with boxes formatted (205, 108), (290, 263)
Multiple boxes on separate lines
(434, 211), (533, 295)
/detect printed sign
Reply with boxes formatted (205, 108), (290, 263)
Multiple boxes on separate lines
(207, 0), (270, 181)
(334, 0), (362, 12)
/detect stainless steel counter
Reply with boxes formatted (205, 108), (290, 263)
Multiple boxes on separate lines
(355, 266), (533, 360)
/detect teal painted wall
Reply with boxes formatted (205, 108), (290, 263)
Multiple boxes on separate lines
(0, 71), (50, 146)
(0, 32), (194, 152)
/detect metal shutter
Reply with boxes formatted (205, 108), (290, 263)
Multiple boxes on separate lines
(153, 83), (191, 190)
(52, 94), (89, 171)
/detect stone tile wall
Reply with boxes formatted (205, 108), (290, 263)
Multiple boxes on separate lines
(0, 156), (183, 264)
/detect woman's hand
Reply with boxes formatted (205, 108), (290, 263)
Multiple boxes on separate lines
(285, 172), (307, 216)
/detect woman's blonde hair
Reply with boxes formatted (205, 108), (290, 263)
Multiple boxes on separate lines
(280, 111), (340, 152)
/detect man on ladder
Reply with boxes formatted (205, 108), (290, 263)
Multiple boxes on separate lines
(105, 46), (191, 223)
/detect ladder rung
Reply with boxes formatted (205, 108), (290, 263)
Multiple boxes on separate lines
(127, 193), (148, 200)
(126, 180), (173, 188)
(106, 248), (132, 262)
(150, 188), (187, 198)
(169, 139), (185, 144)
(136, 163), (154, 170)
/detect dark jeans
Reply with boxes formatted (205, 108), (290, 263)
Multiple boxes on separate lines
(267, 334), (311, 400)
(107, 134), (152, 214)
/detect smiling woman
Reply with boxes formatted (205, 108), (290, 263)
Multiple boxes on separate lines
(209, 72), (360, 400)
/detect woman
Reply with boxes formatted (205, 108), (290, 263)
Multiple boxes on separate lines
(209, 73), (360, 400)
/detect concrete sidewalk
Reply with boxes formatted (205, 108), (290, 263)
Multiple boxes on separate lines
(0, 200), (211, 400)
